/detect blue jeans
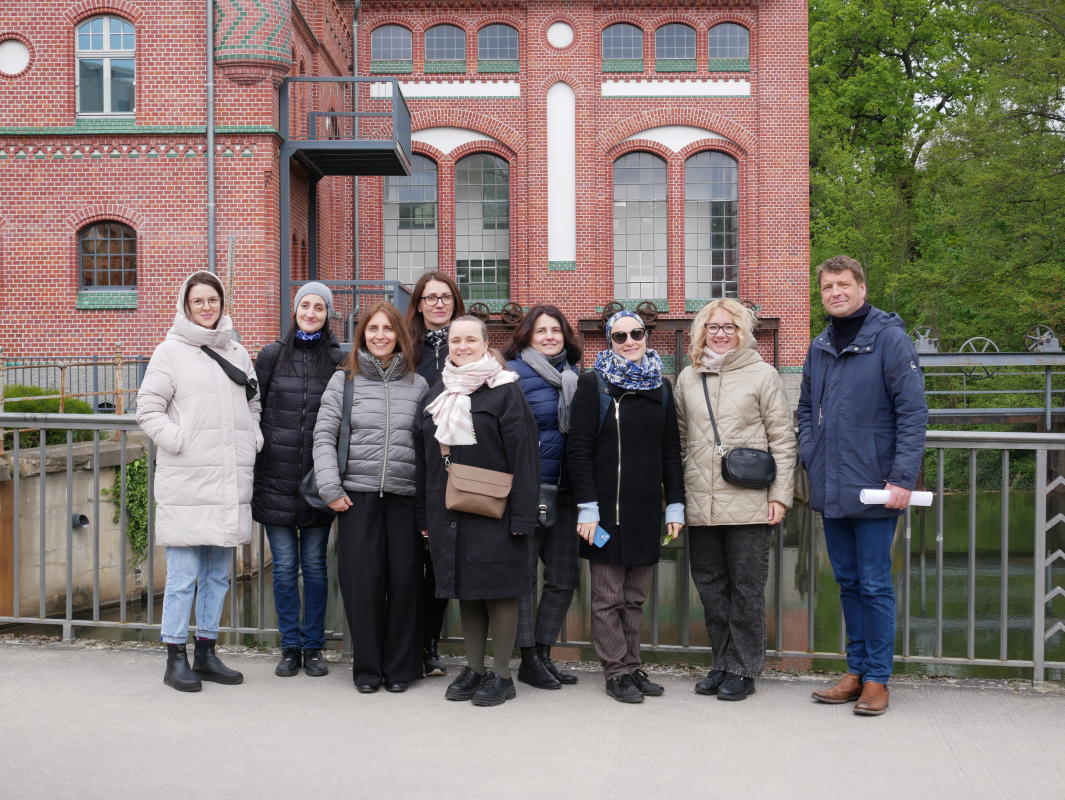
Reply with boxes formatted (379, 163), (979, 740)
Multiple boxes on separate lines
(161, 546), (232, 645)
(265, 525), (331, 651)
(822, 516), (898, 684)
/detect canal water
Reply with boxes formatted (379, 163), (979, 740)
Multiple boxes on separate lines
(20, 492), (1065, 681)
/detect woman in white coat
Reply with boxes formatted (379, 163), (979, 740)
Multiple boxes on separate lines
(137, 271), (263, 692)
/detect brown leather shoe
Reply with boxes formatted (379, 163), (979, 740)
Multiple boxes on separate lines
(853, 681), (890, 716)
(811, 672), (863, 704)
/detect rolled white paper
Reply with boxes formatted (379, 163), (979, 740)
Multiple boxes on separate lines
(860, 489), (934, 507)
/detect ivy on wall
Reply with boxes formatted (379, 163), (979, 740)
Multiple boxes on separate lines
(101, 456), (151, 569)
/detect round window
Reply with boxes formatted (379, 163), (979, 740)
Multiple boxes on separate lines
(0, 38), (31, 76)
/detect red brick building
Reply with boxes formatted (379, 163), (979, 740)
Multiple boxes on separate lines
(0, 0), (808, 380)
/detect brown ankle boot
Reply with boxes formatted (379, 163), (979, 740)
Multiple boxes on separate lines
(811, 672), (863, 704)
(854, 681), (889, 715)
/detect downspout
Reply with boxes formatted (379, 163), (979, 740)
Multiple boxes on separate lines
(352, 0), (360, 284)
(206, 0), (216, 273)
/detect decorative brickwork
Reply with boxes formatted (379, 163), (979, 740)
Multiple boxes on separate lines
(77, 290), (138, 309)
(214, 0), (292, 86)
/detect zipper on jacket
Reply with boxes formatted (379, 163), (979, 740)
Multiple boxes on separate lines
(435, 344), (442, 373)
(379, 377), (392, 497)
(296, 349), (308, 526)
(613, 392), (634, 527)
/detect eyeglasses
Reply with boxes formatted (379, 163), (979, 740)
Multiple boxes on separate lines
(705, 323), (738, 335)
(610, 328), (647, 345)
(190, 297), (221, 310)
(421, 293), (455, 307)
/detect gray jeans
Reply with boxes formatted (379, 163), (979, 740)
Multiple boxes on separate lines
(689, 524), (772, 679)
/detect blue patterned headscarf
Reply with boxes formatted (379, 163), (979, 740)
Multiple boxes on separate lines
(594, 310), (664, 390)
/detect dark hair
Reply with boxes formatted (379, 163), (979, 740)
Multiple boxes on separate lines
(405, 271), (466, 344)
(501, 304), (582, 364)
(344, 301), (418, 383)
(276, 313), (336, 380)
(183, 272), (226, 330)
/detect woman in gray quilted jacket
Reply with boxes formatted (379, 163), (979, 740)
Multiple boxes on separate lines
(313, 301), (429, 694)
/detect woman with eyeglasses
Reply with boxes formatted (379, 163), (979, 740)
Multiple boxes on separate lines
(675, 299), (795, 701)
(405, 271), (466, 677)
(567, 310), (685, 704)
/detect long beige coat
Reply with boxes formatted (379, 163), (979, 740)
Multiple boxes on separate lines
(136, 273), (262, 547)
(676, 340), (796, 526)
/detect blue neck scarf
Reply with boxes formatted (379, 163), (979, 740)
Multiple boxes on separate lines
(595, 310), (663, 390)
(295, 329), (322, 342)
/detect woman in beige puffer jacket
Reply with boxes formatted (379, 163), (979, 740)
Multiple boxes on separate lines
(136, 271), (262, 692)
(675, 298), (795, 701)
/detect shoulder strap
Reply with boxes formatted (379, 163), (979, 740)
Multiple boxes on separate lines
(200, 345), (258, 402)
(700, 373), (723, 450)
(595, 373), (612, 434)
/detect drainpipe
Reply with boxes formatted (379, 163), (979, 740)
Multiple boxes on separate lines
(352, 0), (360, 284)
(206, 0), (216, 273)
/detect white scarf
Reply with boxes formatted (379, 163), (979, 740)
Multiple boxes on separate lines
(425, 353), (518, 445)
(701, 347), (734, 373)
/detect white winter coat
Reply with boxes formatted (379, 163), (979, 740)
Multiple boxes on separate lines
(136, 273), (263, 547)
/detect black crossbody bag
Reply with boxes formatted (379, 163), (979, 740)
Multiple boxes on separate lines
(200, 345), (258, 401)
(701, 373), (776, 491)
(299, 372), (354, 516)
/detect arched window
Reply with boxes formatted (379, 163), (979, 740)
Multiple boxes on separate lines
(424, 25), (466, 73)
(80, 222), (137, 289)
(478, 24), (518, 73)
(602, 23), (643, 72)
(613, 152), (667, 302)
(371, 25), (413, 73)
(455, 153), (510, 302)
(76, 16), (135, 116)
(384, 154), (439, 286)
(685, 151), (739, 300)
(708, 23), (750, 71)
(655, 23), (695, 72)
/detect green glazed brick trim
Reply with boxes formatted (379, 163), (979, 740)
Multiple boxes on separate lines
(655, 58), (697, 72)
(779, 366), (803, 374)
(72, 151), (83, 158)
(15, 152), (27, 158)
(0, 124), (204, 136)
(185, 150), (200, 157)
(548, 261), (577, 271)
(602, 58), (644, 72)
(478, 60), (519, 73)
(371, 60), (413, 74)
(33, 151), (46, 159)
(110, 150), (122, 157)
(146, 150), (159, 157)
(128, 150), (140, 158)
(52, 152), (65, 159)
(707, 58), (750, 72)
(461, 298), (512, 313)
(424, 60), (466, 74)
(216, 124), (279, 134)
(659, 354), (678, 374)
(76, 291), (138, 310)
(0, 152), (7, 159)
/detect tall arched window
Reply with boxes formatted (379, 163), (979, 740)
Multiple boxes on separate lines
(371, 25), (413, 73)
(76, 16), (135, 116)
(478, 24), (518, 73)
(80, 221), (137, 289)
(613, 152), (667, 301)
(424, 25), (466, 73)
(685, 151), (739, 299)
(456, 153), (510, 301)
(602, 23), (643, 72)
(708, 23), (750, 71)
(655, 23), (695, 72)
(384, 154), (439, 286)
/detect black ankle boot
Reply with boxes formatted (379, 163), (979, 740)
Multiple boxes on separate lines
(164, 644), (202, 692)
(423, 637), (447, 677)
(192, 639), (243, 685)
(537, 643), (578, 684)
(517, 646), (561, 690)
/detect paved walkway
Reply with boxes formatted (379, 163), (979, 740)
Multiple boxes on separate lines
(2, 642), (1062, 800)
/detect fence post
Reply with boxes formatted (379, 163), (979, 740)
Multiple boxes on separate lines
(114, 345), (125, 417)
(0, 345), (5, 455)
(59, 362), (67, 414)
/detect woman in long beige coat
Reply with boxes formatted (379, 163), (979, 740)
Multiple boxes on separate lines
(676, 298), (795, 701)
(137, 271), (262, 692)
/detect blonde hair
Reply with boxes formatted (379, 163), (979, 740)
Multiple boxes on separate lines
(688, 299), (757, 364)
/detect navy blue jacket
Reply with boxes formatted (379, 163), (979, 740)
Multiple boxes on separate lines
(507, 356), (575, 487)
(797, 305), (928, 519)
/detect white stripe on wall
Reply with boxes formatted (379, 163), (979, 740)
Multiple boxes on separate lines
(546, 82), (577, 266)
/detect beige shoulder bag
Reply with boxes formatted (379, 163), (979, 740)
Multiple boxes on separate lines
(440, 443), (513, 519)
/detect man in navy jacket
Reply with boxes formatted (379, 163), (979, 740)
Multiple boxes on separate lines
(798, 255), (928, 716)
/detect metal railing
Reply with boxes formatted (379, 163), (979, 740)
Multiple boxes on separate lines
(1, 413), (1063, 680)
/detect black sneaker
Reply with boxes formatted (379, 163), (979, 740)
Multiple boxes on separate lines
(605, 674), (644, 704)
(717, 673), (755, 701)
(445, 666), (483, 701)
(303, 649), (329, 677)
(423, 638), (447, 677)
(275, 648), (302, 677)
(630, 668), (664, 697)
(695, 670), (727, 696)
(471, 671), (516, 707)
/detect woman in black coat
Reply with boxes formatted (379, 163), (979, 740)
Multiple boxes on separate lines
(417, 316), (540, 707)
(405, 271), (466, 676)
(252, 283), (343, 680)
(568, 310), (685, 704)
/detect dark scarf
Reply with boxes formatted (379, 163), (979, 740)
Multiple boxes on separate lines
(827, 302), (871, 354)
(425, 327), (448, 351)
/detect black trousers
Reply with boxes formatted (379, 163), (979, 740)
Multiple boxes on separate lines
(516, 495), (581, 648)
(423, 544), (450, 641)
(337, 492), (424, 687)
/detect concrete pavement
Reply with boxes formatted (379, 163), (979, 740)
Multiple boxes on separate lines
(1, 641), (1062, 800)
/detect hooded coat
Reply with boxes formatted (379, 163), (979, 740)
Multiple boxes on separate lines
(136, 272), (263, 547)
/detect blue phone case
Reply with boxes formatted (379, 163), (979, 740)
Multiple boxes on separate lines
(593, 525), (611, 548)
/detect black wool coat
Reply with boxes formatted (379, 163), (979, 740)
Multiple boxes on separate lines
(416, 380), (540, 600)
(251, 334), (343, 529)
(414, 333), (448, 390)
(568, 371), (685, 567)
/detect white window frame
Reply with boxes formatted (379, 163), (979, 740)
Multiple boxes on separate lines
(75, 16), (136, 118)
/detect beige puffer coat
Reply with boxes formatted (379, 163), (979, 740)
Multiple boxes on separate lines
(676, 340), (796, 526)
(136, 273), (263, 547)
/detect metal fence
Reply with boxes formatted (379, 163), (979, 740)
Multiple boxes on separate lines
(1, 412), (1063, 681)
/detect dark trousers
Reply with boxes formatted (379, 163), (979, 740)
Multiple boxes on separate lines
(516, 496), (581, 648)
(423, 543), (450, 642)
(689, 524), (772, 679)
(589, 562), (653, 681)
(337, 492), (424, 687)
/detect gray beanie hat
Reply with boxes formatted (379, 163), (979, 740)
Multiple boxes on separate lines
(293, 282), (333, 316)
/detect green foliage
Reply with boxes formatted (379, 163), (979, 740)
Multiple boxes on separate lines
(2, 385), (95, 448)
(101, 456), (152, 569)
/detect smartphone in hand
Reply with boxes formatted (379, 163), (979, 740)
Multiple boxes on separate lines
(593, 525), (611, 548)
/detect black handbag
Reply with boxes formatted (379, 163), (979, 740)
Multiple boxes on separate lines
(299, 371), (354, 516)
(200, 345), (258, 401)
(537, 483), (559, 528)
(701, 373), (776, 491)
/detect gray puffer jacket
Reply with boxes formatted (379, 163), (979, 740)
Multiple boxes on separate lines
(312, 349), (429, 502)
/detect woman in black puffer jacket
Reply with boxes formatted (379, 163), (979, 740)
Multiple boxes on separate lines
(252, 282), (343, 680)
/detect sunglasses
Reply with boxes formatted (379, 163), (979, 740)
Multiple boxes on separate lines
(610, 328), (647, 345)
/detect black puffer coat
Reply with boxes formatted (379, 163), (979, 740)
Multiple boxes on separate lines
(251, 334), (343, 528)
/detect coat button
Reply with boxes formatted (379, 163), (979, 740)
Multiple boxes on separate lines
(450, 521), (457, 528)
